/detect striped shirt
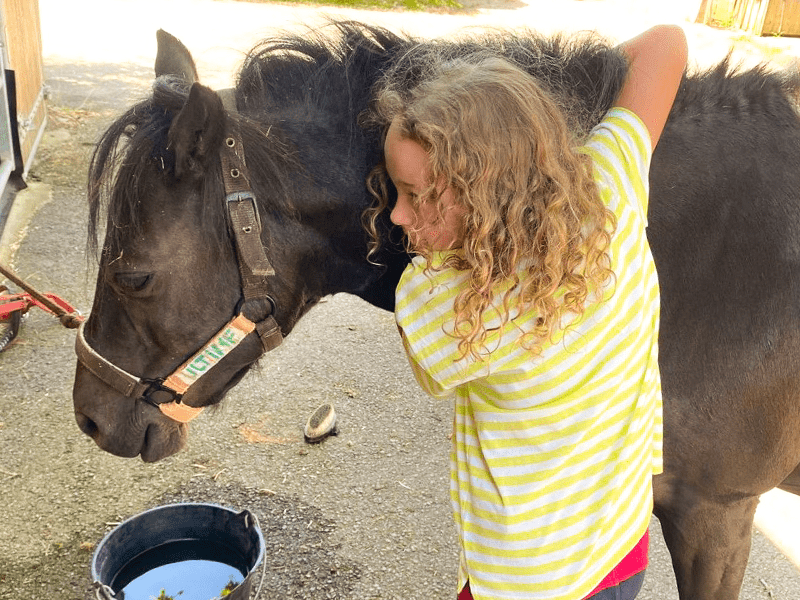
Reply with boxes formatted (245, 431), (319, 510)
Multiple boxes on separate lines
(395, 108), (663, 600)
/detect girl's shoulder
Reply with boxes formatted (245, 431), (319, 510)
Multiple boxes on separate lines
(396, 253), (467, 311)
(583, 107), (651, 161)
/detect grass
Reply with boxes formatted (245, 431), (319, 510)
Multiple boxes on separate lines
(234, 0), (465, 12)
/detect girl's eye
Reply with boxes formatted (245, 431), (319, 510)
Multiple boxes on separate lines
(114, 272), (152, 293)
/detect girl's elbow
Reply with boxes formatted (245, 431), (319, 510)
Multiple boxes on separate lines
(655, 24), (689, 69)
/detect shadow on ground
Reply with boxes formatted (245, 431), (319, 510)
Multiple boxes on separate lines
(0, 480), (362, 599)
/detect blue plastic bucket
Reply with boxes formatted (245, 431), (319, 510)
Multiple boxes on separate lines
(91, 503), (264, 600)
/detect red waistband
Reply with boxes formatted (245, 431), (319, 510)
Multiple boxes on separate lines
(583, 530), (649, 598)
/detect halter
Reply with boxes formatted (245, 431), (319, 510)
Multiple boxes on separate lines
(74, 89), (283, 423)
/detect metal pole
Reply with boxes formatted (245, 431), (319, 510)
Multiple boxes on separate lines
(0, 262), (82, 328)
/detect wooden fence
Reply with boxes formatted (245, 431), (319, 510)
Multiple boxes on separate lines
(698, 0), (800, 36)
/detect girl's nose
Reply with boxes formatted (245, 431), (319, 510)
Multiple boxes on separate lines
(390, 197), (414, 227)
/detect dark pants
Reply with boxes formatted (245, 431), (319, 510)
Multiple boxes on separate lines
(585, 570), (646, 600)
(458, 571), (646, 600)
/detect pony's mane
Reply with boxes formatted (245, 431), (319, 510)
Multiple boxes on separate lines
(236, 20), (406, 119)
(233, 21), (631, 156)
(88, 76), (187, 257)
(367, 29), (628, 138)
(670, 55), (800, 121)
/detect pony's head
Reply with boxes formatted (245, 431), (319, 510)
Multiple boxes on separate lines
(72, 27), (400, 461)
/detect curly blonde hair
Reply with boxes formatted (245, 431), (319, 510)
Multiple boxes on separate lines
(364, 52), (616, 359)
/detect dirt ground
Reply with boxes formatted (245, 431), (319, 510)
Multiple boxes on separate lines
(4, 1), (800, 599)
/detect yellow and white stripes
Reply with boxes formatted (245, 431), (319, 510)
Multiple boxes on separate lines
(395, 109), (662, 600)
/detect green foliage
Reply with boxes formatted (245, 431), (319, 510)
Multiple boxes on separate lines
(150, 589), (184, 600)
(220, 578), (239, 596)
(238, 0), (463, 11)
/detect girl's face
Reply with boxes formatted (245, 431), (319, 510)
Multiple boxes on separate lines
(384, 120), (466, 252)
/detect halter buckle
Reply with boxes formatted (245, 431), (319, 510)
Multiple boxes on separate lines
(142, 379), (183, 407)
(141, 378), (205, 423)
(226, 191), (263, 231)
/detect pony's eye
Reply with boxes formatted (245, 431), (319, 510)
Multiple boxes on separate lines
(113, 272), (152, 293)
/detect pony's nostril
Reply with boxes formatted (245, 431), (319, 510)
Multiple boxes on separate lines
(76, 412), (99, 438)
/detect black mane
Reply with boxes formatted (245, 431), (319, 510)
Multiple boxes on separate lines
(237, 21), (405, 120)
(88, 76), (189, 256)
(670, 55), (800, 122)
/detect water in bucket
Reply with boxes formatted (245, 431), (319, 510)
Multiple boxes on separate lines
(111, 539), (246, 600)
(92, 504), (264, 600)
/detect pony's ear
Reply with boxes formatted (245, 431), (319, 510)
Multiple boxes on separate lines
(155, 29), (199, 83)
(168, 83), (226, 180)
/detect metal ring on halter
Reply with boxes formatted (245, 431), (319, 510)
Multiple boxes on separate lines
(236, 294), (277, 319)
(264, 294), (277, 317)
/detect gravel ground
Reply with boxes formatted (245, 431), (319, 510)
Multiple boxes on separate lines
(3, 1), (800, 599)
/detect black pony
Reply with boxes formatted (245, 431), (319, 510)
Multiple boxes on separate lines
(73, 22), (800, 600)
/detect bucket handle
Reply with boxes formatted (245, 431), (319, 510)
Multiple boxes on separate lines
(236, 509), (267, 600)
(93, 581), (117, 600)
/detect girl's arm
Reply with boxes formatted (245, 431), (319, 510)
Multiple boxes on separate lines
(616, 25), (688, 150)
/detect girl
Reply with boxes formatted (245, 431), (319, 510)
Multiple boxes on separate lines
(364, 25), (687, 600)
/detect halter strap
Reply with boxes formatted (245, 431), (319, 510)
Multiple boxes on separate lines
(219, 88), (283, 351)
(75, 322), (150, 399)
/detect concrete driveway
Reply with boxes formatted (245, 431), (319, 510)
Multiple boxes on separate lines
(2, 0), (800, 598)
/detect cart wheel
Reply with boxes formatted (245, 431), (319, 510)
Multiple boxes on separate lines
(0, 307), (21, 353)
(0, 286), (23, 353)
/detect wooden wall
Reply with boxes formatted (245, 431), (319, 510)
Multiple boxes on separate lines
(698, 0), (800, 36)
(761, 0), (800, 35)
(1, 0), (46, 175)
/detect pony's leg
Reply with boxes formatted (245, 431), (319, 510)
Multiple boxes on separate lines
(654, 475), (758, 600)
